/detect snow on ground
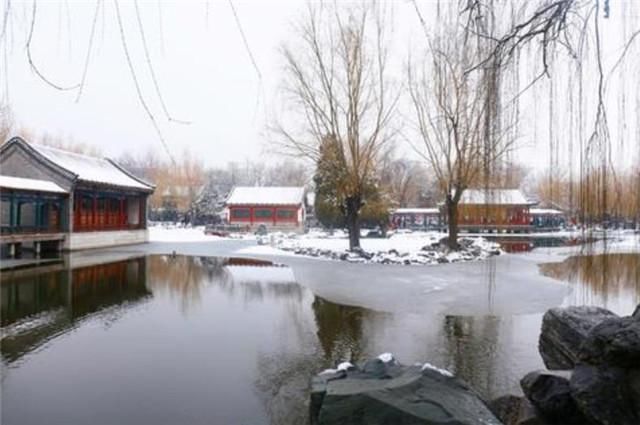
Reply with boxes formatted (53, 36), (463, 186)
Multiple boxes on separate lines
(243, 230), (502, 266)
(149, 225), (212, 242)
(148, 224), (255, 243)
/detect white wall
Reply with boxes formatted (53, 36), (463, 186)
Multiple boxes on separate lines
(65, 229), (148, 250)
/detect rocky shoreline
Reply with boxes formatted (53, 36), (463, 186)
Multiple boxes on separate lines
(264, 235), (502, 266)
(310, 304), (640, 424)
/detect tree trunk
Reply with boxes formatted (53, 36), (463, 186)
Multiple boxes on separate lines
(345, 194), (361, 250)
(446, 198), (460, 250)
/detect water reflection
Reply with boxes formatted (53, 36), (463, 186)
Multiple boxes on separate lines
(3, 253), (636, 425)
(312, 297), (366, 363)
(540, 253), (640, 314)
(487, 235), (593, 253)
(1, 257), (150, 364)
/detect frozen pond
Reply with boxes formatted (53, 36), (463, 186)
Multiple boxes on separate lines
(1, 250), (639, 425)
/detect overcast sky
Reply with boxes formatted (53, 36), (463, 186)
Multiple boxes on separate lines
(2, 1), (638, 171)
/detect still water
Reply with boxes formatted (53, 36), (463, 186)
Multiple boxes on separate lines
(1, 253), (639, 425)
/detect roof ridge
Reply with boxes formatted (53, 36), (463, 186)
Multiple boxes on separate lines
(31, 143), (106, 162)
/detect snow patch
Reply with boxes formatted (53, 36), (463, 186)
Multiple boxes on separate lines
(378, 352), (394, 363)
(337, 362), (354, 371)
(421, 362), (454, 377)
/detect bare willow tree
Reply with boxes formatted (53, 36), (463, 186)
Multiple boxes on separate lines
(408, 15), (516, 249)
(273, 4), (397, 250)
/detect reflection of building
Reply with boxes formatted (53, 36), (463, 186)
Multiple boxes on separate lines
(443, 189), (535, 233)
(1, 256), (150, 363)
(390, 207), (441, 230)
(0, 137), (154, 254)
(225, 186), (306, 232)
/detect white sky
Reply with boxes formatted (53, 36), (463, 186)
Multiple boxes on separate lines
(2, 1), (638, 172)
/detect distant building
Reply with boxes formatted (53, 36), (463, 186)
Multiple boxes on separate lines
(443, 189), (536, 233)
(1, 137), (154, 254)
(390, 208), (442, 230)
(530, 208), (567, 231)
(225, 186), (306, 232)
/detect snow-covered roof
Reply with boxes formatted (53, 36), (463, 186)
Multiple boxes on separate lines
(392, 208), (440, 214)
(459, 189), (534, 205)
(0, 175), (68, 194)
(530, 208), (564, 215)
(28, 143), (153, 191)
(226, 186), (305, 206)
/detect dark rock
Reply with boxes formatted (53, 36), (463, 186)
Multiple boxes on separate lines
(489, 395), (524, 425)
(310, 369), (348, 425)
(516, 398), (549, 425)
(312, 361), (501, 425)
(633, 304), (640, 319)
(539, 306), (618, 369)
(579, 316), (640, 368)
(570, 364), (639, 425)
(520, 370), (585, 424)
(629, 369), (640, 419)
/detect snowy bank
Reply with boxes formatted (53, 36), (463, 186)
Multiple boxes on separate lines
(253, 231), (502, 265)
(148, 224), (255, 243)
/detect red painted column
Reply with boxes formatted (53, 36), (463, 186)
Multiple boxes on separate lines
(250, 206), (254, 225)
(92, 195), (97, 230)
(119, 198), (124, 228)
(273, 207), (276, 226)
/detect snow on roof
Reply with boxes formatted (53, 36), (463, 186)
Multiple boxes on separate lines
(392, 208), (440, 214)
(29, 143), (153, 191)
(0, 175), (68, 194)
(226, 186), (305, 206)
(530, 208), (564, 215)
(459, 189), (534, 205)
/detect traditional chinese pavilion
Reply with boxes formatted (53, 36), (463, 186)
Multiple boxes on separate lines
(1, 137), (154, 253)
(225, 186), (306, 232)
(444, 189), (536, 233)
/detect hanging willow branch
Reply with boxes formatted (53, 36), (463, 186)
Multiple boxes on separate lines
(26, 0), (80, 91)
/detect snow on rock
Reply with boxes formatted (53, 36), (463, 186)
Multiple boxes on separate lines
(421, 362), (454, 377)
(259, 230), (502, 266)
(337, 362), (355, 371)
(377, 352), (395, 363)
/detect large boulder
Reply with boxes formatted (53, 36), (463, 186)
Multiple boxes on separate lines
(519, 370), (585, 424)
(311, 357), (502, 425)
(629, 369), (640, 419)
(489, 395), (524, 425)
(539, 306), (618, 369)
(488, 395), (548, 425)
(569, 364), (639, 425)
(633, 304), (640, 320)
(579, 316), (640, 368)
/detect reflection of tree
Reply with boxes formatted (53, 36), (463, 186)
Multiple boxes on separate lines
(540, 254), (640, 304)
(146, 255), (303, 312)
(442, 315), (501, 399)
(147, 255), (227, 313)
(312, 297), (364, 364)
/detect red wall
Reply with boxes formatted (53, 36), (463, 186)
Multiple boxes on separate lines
(228, 205), (300, 225)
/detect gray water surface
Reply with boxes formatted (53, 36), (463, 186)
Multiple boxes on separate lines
(1, 252), (638, 425)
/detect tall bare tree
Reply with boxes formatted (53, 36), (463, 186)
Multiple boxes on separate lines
(408, 12), (517, 249)
(273, 3), (397, 250)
